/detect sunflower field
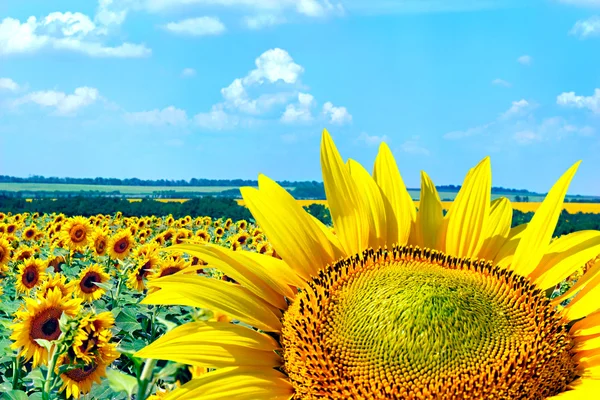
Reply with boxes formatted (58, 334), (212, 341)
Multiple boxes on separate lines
(0, 211), (270, 399)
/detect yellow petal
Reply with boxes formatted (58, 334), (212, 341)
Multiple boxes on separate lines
(571, 310), (600, 337)
(321, 130), (369, 255)
(511, 162), (581, 277)
(530, 231), (600, 289)
(373, 142), (415, 247)
(170, 244), (288, 309)
(143, 275), (282, 332)
(347, 158), (387, 249)
(562, 268), (600, 321)
(493, 223), (528, 267)
(574, 333), (600, 351)
(308, 215), (345, 259)
(135, 321), (281, 369)
(414, 171), (443, 249)
(165, 367), (293, 400)
(477, 197), (512, 261)
(240, 176), (334, 280)
(444, 157), (491, 258)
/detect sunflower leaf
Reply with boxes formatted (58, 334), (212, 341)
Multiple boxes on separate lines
(0, 390), (28, 400)
(106, 368), (138, 397)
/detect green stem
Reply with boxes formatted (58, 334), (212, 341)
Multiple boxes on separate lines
(112, 273), (124, 309)
(136, 358), (157, 400)
(12, 353), (21, 390)
(42, 345), (61, 400)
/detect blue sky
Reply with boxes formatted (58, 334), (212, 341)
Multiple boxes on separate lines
(1, 0), (599, 195)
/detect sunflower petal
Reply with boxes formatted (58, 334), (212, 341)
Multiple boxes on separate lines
(142, 275), (282, 332)
(414, 171), (443, 249)
(478, 198), (512, 261)
(373, 142), (415, 247)
(240, 180), (331, 280)
(308, 215), (345, 259)
(571, 310), (600, 337)
(170, 244), (288, 309)
(347, 158), (387, 249)
(444, 157), (491, 258)
(511, 162), (581, 277)
(321, 130), (369, 255)
(135, 321), (281, 369)
(165, 367), (293, 400)
(546, 378), (600, 398)
(493, 223), (528, 267)
(530, 231), (600, 289)
(553, 259), (600, 305)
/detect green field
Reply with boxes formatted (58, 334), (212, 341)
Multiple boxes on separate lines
(0, 183), (246, 194)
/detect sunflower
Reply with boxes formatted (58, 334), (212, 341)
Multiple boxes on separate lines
(137, 130), (600, 399)
(194, 230), (211, 243)
(127, 254), (160, 292)
(89, 229), (108, 257)
(21, 225), (37, 241)
(224, 218), (233, 229)
(148, 258), (189, 282)
(48, 255), (66, 273)
(71, 264), (110, 302)
(237, 219), (248, 231)
(61, 217), (93, 250)
(107, 230), (134, 259)
(14, 245), (37, 261)
(39, 274), (71, 299)
(58, 341), (119, 399)
(174, 229), (193, 245)
(16, 258), (48, 293)
(11, 288), (82, 367)
(6, 223), (18, 235)
(214, 226), (225, 238)
(0, 237), (12, 270)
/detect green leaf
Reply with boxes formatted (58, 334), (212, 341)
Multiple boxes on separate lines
(106, 368), (138, 397)
(115, 309), (139, 333)
(94, 281), (113, 292)
(155, 316), (177, 332)
(0, 390), (28, 400)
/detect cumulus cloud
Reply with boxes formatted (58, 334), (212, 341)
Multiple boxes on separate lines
(125, 106), (188, 126)
(193, 105), (240, 130)
(557, 89), (600, 113)
(570, 16), (600, 38)
(0, 13), (150, 57)
(12, 86), (100, 115)
(163, 17), (226, 36)
(517, 55), (532, 65)
(0, 77), (19, 92)
(322, 101), (352, 125)
(281, 93), (314, 123)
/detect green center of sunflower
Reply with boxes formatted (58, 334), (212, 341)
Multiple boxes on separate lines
(281, 246), (578, 399)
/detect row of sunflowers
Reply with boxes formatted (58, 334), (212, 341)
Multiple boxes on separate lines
(0, 211), (275, 399)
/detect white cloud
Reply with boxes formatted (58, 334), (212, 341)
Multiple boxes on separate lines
(12, 86), (99, 115)
(281, 92), (314, 123)
(181, 68), (197, 78)
(244, 48), (304, 85)
(357, 132), (388, 146)
(163, 17), (226, 36)
(492, 78), (511, 87)
(570, 16), (600, 38)
(0, 78), (19, 92)
(96, 0), (128, 27)
(322, 101), (352, 125)
(557, 89), (600, 113)
(400, 136), (430, 155)
(193, 104), (239, 130)
(500, 99), (533, 119)
(0, 14), (150, 57)
(243, 14), (286, 29)
(125, 106), (188, 126)
(517, 55), (532, 65)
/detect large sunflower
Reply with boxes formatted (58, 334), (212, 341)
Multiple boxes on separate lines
(0, 236), (12, 271)
(107, 230), (134, 259)
(136, 130), (600, 399)
(11, 288), (82, 367)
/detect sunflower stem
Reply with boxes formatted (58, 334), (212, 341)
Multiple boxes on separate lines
(42, 343), (61, 400)
(112, 272), (124, 308)
(136, 358), (157, 400)
(12, 353), (21, 390)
